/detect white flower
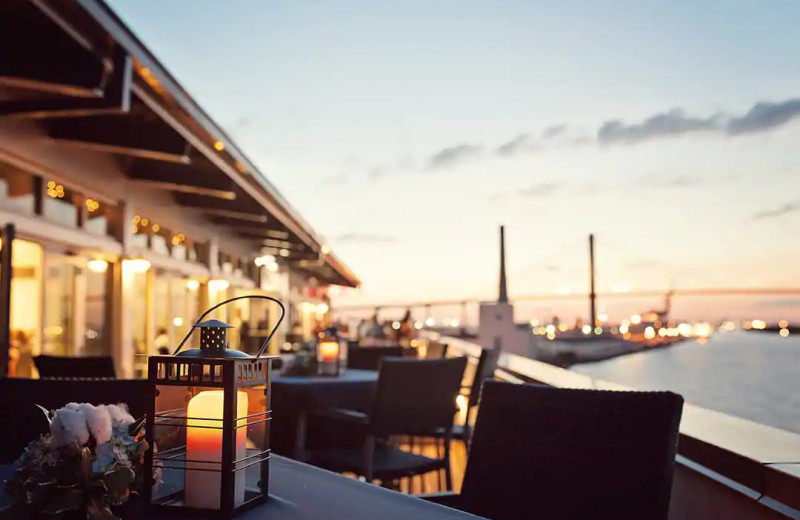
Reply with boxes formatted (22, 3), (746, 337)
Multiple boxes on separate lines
(106, 403), (134, 425)
(50, 408), (90, 447)
(82, 404), (113, 445)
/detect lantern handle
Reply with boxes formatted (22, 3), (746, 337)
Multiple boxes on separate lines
(172, 294), (286, 359)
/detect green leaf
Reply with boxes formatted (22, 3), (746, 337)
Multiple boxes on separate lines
(34, 404), (55, 426)
(128, 416), (146, 437)
(87, 493), (119, 520)
(39, 486), (84, 515)
(102, 467), (135, 504)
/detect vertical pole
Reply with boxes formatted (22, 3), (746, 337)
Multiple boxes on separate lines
(589, 234), (597, 328)
(498, 226), (508, 303)
(0, 223), (14, 377)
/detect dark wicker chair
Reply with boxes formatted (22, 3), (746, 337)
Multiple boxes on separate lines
(426, 381), (684, 520)
(425, 341), (449, 359)
(309, 357), (468, 489)
(346, 345), (406, 371)
(34, 355), (116, 378)
(0, 378), (152, 464)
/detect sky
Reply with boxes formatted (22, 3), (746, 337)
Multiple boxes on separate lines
(108, 0), (800, 323)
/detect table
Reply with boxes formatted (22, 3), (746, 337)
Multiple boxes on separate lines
(232, 455), (484, 519)
(271, 370), (378, 460)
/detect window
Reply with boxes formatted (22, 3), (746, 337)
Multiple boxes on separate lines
(0, 160), (36, 215)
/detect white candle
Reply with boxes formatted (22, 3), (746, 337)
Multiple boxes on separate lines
(185, 390), (248, 509)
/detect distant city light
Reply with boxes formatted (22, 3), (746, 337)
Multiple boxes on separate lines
(425, 317), (435, 327)
(546, 332), (556, 340)
(414, 321), (423, 330)
(718, 321), (736, 333)
(392, 321), (401, 330)
(545, 324), (556, 334)
(619, 323), (629, 334)
(594, 327), (603, 335)
(780, 328), (790, 338)
(631, 314), (642, 325)
(598, 313), (608, 323)
(558, 323), (569, 332)
(694, 323), (712, 337)
(450, 319), (460, 328)
(751, 319), (767, 330)
(581, 325), (592, 335)
(644, 326), (656, 340)
(779, 320), (789, 329)
(658, 328), (667, 337)
(530, 318), (540, 327)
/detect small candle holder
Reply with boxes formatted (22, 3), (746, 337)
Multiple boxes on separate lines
(143, 295), (284, 517)
(316, 328), (346, 376)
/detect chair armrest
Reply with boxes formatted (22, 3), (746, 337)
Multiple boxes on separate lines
(417, 492), (464, 509)
(313, 408), (369, 424)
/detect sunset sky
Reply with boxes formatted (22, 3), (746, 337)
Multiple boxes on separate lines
(109, 0), (800, 322)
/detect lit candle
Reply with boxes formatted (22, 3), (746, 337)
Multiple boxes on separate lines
(185, 390), (248, 509)
(318, 340), (339, 362)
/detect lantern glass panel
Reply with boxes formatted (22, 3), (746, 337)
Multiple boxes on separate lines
(237, 384), (270, 503)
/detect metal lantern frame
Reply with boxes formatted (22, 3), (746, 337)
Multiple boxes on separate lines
(143, 295), (284, 517)
(316, 327), (346, 376)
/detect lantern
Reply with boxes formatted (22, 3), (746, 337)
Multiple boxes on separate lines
(144, 295), (284, 516)
(316, 327), (346, 376)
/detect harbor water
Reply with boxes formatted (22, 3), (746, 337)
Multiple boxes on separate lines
(573, 331), (800, 434)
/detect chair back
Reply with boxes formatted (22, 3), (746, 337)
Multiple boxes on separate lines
(369, 357), (467, 437)
(34, 355), (116, 378)
(467, 347), (501, 408)
(0, 378), (152, 464)
(425, 341), (449, 359)
(347, 345), (405, 371)
(461, 381), (683, 520)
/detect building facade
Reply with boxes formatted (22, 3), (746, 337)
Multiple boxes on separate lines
(0, 0), (358, 378)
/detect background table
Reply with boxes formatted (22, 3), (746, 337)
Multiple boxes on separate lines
(271, 369), (378, 459)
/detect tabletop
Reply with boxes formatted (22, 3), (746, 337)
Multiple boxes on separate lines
(235, 455), (484, 520)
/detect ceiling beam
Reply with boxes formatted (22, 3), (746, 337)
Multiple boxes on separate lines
(126, 159), (237, 200)
(0, 1), (105, 98)
(46, 97), (190, 163)
(0, 46), (132, 118)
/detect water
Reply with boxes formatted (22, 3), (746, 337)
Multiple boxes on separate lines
(573, 331), (800, 434)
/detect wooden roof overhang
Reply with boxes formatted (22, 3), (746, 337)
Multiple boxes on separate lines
(0, 0), (359, 287)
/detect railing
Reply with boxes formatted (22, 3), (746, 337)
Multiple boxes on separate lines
(432, 334), (800, 519)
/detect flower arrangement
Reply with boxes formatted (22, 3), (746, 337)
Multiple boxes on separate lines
(2, 403), (148, 520)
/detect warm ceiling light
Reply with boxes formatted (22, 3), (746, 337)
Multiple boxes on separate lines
(87, 259), (108, 273)
(186, 279), (200, 291)
(85, 198), (100, 212)
(123, 258), (151, 274)
(209, 279), (230, 291)
(214, 141), (225, 151)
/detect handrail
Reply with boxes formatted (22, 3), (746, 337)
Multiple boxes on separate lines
(432, 333), (800, 515)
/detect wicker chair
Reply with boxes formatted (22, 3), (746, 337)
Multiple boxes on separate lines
(34, 355), (116, 378)
(309, 357), (467, 489)
(346, 345), (406, 371)
(0, 378), (152, 464)
(426, 381), (684, 520)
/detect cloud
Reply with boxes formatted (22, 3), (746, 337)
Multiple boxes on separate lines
(496, 134), (535, 156)
(332, 232), (396, 244)
(726, 99), (800, 135)
(598, 109), (722, 144)
(518, 182), (561, 198)
(751, 201), (800, 220)
(542, 125), (567, 139)
(429, 144), (483, 168)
